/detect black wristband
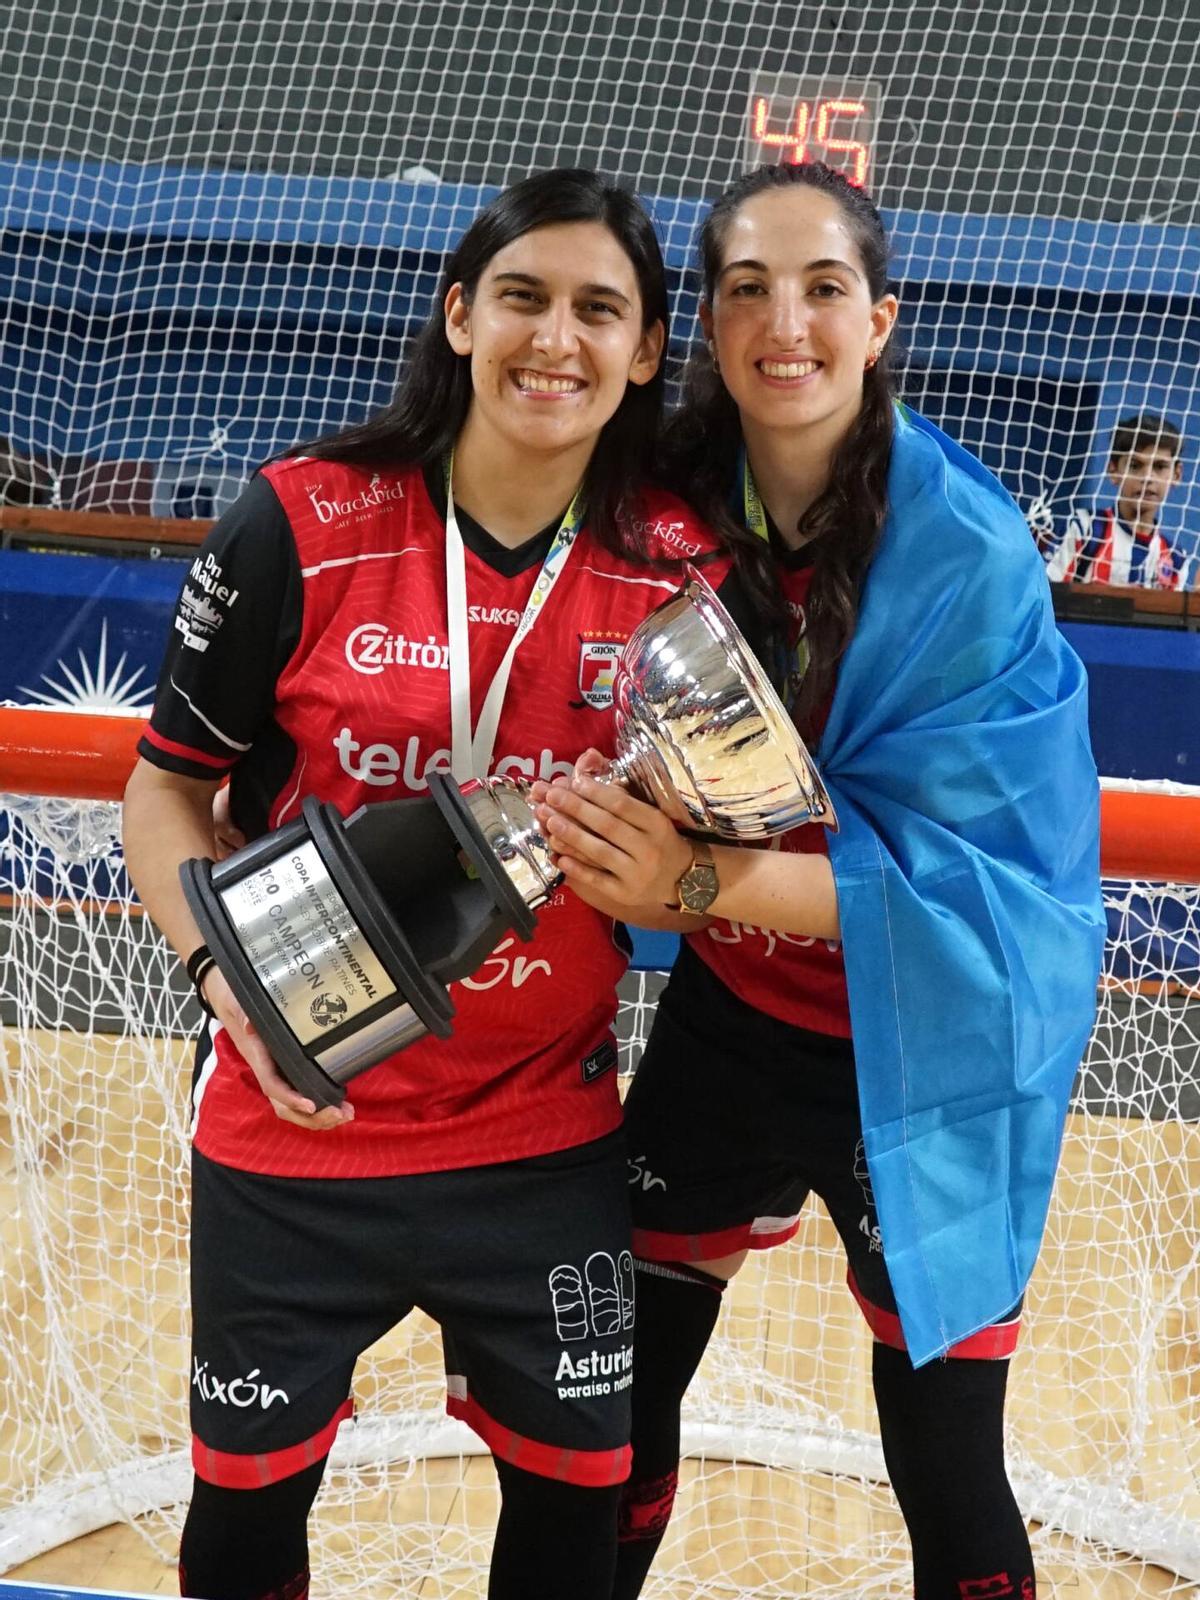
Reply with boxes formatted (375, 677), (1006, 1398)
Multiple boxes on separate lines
(185, 944), (218, 1015)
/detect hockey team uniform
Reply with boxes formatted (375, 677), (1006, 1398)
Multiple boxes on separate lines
(624, 410), (1103, 1367)
(624, 532), (1019, 1359)
(140, 455), (737, 1488)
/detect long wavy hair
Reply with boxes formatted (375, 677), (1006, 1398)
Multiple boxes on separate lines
(660, 163), (897, 735)
(286, 169), (670, 562)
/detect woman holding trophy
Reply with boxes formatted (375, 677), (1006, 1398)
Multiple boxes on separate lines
(122, 169), (749, 1600)
(534, 163), (1104, 1600)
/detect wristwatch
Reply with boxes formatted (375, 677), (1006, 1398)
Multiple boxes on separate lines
(670, 838), (719, 915)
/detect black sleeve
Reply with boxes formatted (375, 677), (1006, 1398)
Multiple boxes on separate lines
(137, 475), (303, 780)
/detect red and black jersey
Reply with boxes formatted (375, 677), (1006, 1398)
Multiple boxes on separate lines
(140, 456), (738, 1179)
(688, 543), (851, 1038)
(1044, 505), (1190, 590)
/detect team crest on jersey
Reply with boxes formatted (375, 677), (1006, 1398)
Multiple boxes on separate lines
(577, 638), (622, 709)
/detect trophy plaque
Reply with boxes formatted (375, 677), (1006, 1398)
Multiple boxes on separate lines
(181, 572), (836, 1108)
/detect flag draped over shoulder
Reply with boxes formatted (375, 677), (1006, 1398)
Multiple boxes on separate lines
(819, 406), (1105, 1366)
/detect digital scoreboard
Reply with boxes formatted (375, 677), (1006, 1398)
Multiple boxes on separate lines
(744, 75), (880, 188)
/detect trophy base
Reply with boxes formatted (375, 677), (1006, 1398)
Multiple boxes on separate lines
(182, 798), (459, 1108)
(180, 778), (558, 1110)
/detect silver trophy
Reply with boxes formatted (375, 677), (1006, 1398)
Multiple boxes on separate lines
(181, 572), (835, 1108)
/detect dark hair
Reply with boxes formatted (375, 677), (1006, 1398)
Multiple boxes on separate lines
(660, 162), (895, 736)
(287, 169), (669, 562)
(1110, 412), (1183, 463)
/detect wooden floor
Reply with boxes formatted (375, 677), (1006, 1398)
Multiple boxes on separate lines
(2, 1474), (1192, 1600)
(2, 1027), (1199, 1597)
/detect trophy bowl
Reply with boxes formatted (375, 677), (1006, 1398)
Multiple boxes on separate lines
(603, 569), (836, 839)
(181, 569), (835, 1108)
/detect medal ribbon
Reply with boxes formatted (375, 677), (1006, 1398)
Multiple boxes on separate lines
(444, 452), (586, 780)
(738, 448), (811, 703)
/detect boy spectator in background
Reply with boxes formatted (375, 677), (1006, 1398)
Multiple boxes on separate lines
(1041, 413), (1188, 589)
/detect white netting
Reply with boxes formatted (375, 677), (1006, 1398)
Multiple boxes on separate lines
(1, 786), (1200, 1594)
(0, 1), (1196, 559)
(2, 2), (1200, 1591)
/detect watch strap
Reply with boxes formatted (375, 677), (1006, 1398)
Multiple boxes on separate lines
(671, 837), (718, 914)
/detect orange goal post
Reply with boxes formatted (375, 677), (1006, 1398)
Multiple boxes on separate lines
(3, 703), (1200, 874)
(1, 704), (1199, 1594)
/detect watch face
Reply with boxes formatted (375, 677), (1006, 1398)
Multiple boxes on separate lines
(680, 865), (719, 913)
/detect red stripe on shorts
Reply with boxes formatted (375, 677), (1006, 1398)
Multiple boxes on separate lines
(631, 1215), (802, 1263)
(446, 1388), (631, 1488)
(847, 1270), (1021, 1360)
(192, 1396), (354, 1488)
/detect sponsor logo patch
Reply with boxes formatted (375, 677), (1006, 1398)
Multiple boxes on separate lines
(581, 1039), (618, 1084)
(627, 1154), (667, 1192)
(175, 552), (240, 652)
(333, 727), (573, 790)
(304, 473), (405, 527)
(192, 1357), (289, 1410)
(853, 1138), (883, 1253)
(626, 514), (702, 558)
(549, 1251), (635, 1400)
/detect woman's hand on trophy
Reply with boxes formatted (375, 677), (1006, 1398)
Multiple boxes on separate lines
(200, 966), (355, 1131)
(531, 750), (693, 913)
(211, 783), (246, 861)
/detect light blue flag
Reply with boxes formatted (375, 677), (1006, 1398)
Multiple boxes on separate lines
(819, 406), (1105, 1365)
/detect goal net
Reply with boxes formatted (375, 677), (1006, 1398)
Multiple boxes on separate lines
(0, 0), (1196, 570)
(1, 0), (1199, 1592)
(1, 719), (1199, 1596)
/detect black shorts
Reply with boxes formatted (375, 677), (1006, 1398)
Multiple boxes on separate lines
(189, 1131), (634, 1490)
(624, 943), (1020, 1360)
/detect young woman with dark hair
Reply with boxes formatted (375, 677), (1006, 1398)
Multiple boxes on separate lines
(122, 168), (747, 1600)
(533, 163), (1104, 1598)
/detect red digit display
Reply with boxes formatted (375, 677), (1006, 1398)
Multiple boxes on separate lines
(751, 96), (810, 165)
(815, 99), (870, 187)
(745, 75), (879, 189)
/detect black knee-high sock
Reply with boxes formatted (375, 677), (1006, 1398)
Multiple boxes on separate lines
(872, 1343), (1034, 1600)
(611, 1260), (726, 1600)
(489, 1455), (622, 1600)
(179, 1458), (325, 1599)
